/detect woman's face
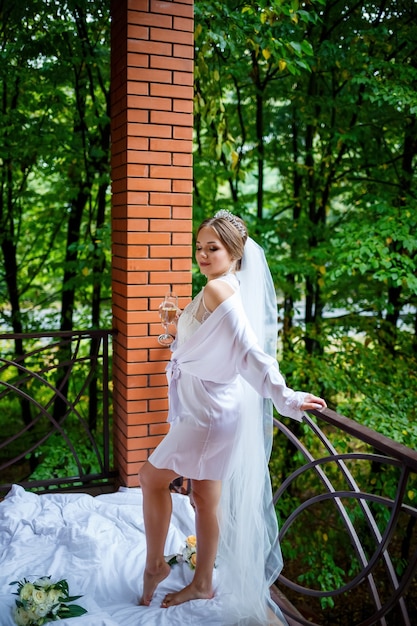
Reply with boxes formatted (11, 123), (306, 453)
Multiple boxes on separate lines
(195, 226), (234, 280)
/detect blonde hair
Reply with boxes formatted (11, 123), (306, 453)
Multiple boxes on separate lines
(197, 214), (248, 269)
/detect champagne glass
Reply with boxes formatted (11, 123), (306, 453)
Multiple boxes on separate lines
(158, 291), (178, 346)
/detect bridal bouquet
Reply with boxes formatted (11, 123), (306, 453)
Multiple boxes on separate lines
(10, 576), (87, 626)
(166, 535), (197, 570)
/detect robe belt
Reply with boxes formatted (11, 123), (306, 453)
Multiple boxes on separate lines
(166, 359), (181, 422)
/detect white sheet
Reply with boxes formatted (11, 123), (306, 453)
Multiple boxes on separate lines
(0, 485), (226, 625)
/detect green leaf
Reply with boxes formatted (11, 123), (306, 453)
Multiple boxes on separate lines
(60, 604), (88, 617)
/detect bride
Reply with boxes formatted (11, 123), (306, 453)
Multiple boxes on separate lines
(138, 210), (326, 625)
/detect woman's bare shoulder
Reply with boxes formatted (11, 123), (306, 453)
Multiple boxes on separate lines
(204, 278), (235, 311)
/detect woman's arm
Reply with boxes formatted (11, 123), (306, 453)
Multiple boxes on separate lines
(239, 343), (326, 420)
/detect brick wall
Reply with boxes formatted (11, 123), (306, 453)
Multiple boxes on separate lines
(110, 0), (194, 487)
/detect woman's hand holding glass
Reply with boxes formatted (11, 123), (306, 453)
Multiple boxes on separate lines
(158, 291), (179, 346)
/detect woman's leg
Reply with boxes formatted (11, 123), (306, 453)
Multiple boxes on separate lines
(162, 478), (221, 607)
(139, 461), (179, 605)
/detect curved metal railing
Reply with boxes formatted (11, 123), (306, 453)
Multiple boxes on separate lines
(1, 331), (416, 624)
(0, 330), (116, 497)
(273, 408), (417, 626)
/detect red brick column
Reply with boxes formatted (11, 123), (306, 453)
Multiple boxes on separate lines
(110, 0), (194, 487)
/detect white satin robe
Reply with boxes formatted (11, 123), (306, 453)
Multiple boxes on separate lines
(148, 289), (305, 481)
(148, 282), (306, 625)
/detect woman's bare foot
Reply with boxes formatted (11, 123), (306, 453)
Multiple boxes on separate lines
(139, 561), (171, 606)
(161, 582), (214, 608)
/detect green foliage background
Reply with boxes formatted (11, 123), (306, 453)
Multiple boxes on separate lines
(192, 2), (417, 616)
(0, 0), (111, 492)
(1, 0), (416, 445)
(193, 0), (417, 449)
(1, 0), (417, 620)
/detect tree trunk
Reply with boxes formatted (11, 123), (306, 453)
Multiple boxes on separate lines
(0, 139), (33, 426)
(53, 190), (88, 422)
(88, 177), (108, 431)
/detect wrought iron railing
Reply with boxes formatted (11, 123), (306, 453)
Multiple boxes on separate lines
(1, 330), (416, 624)
(273, 408), (417, 626)
(0, 329), (116, 498)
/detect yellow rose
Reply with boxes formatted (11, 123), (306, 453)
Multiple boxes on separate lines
(13, 607), (31, 626)
(186, 535), (197, 548)
(26, 609), (39, 622)
(48, 587), (63, 605)
(19, 583), (35, 602)
(190, 552), (197, 569)
(32, 587), (47, 605)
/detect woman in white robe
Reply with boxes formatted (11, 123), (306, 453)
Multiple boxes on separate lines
(139, 211), (326, 625)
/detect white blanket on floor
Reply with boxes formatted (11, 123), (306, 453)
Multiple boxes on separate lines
(0, 485), (224, 625)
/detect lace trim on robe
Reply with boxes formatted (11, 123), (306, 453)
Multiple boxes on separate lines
(176, 274), (239, 348)
(188, 274), (238, 322)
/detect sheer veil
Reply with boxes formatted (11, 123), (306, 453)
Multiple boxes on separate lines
(217, 237), (287, 625)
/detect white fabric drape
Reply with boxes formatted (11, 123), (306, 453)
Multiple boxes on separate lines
(217, 237), (287, 625)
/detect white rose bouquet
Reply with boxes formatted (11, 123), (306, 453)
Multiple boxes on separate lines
(166, 535), (197, 570)
(10, 576), (87, 626)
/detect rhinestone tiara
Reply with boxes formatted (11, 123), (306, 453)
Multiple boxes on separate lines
(214, 210), (246, 238)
